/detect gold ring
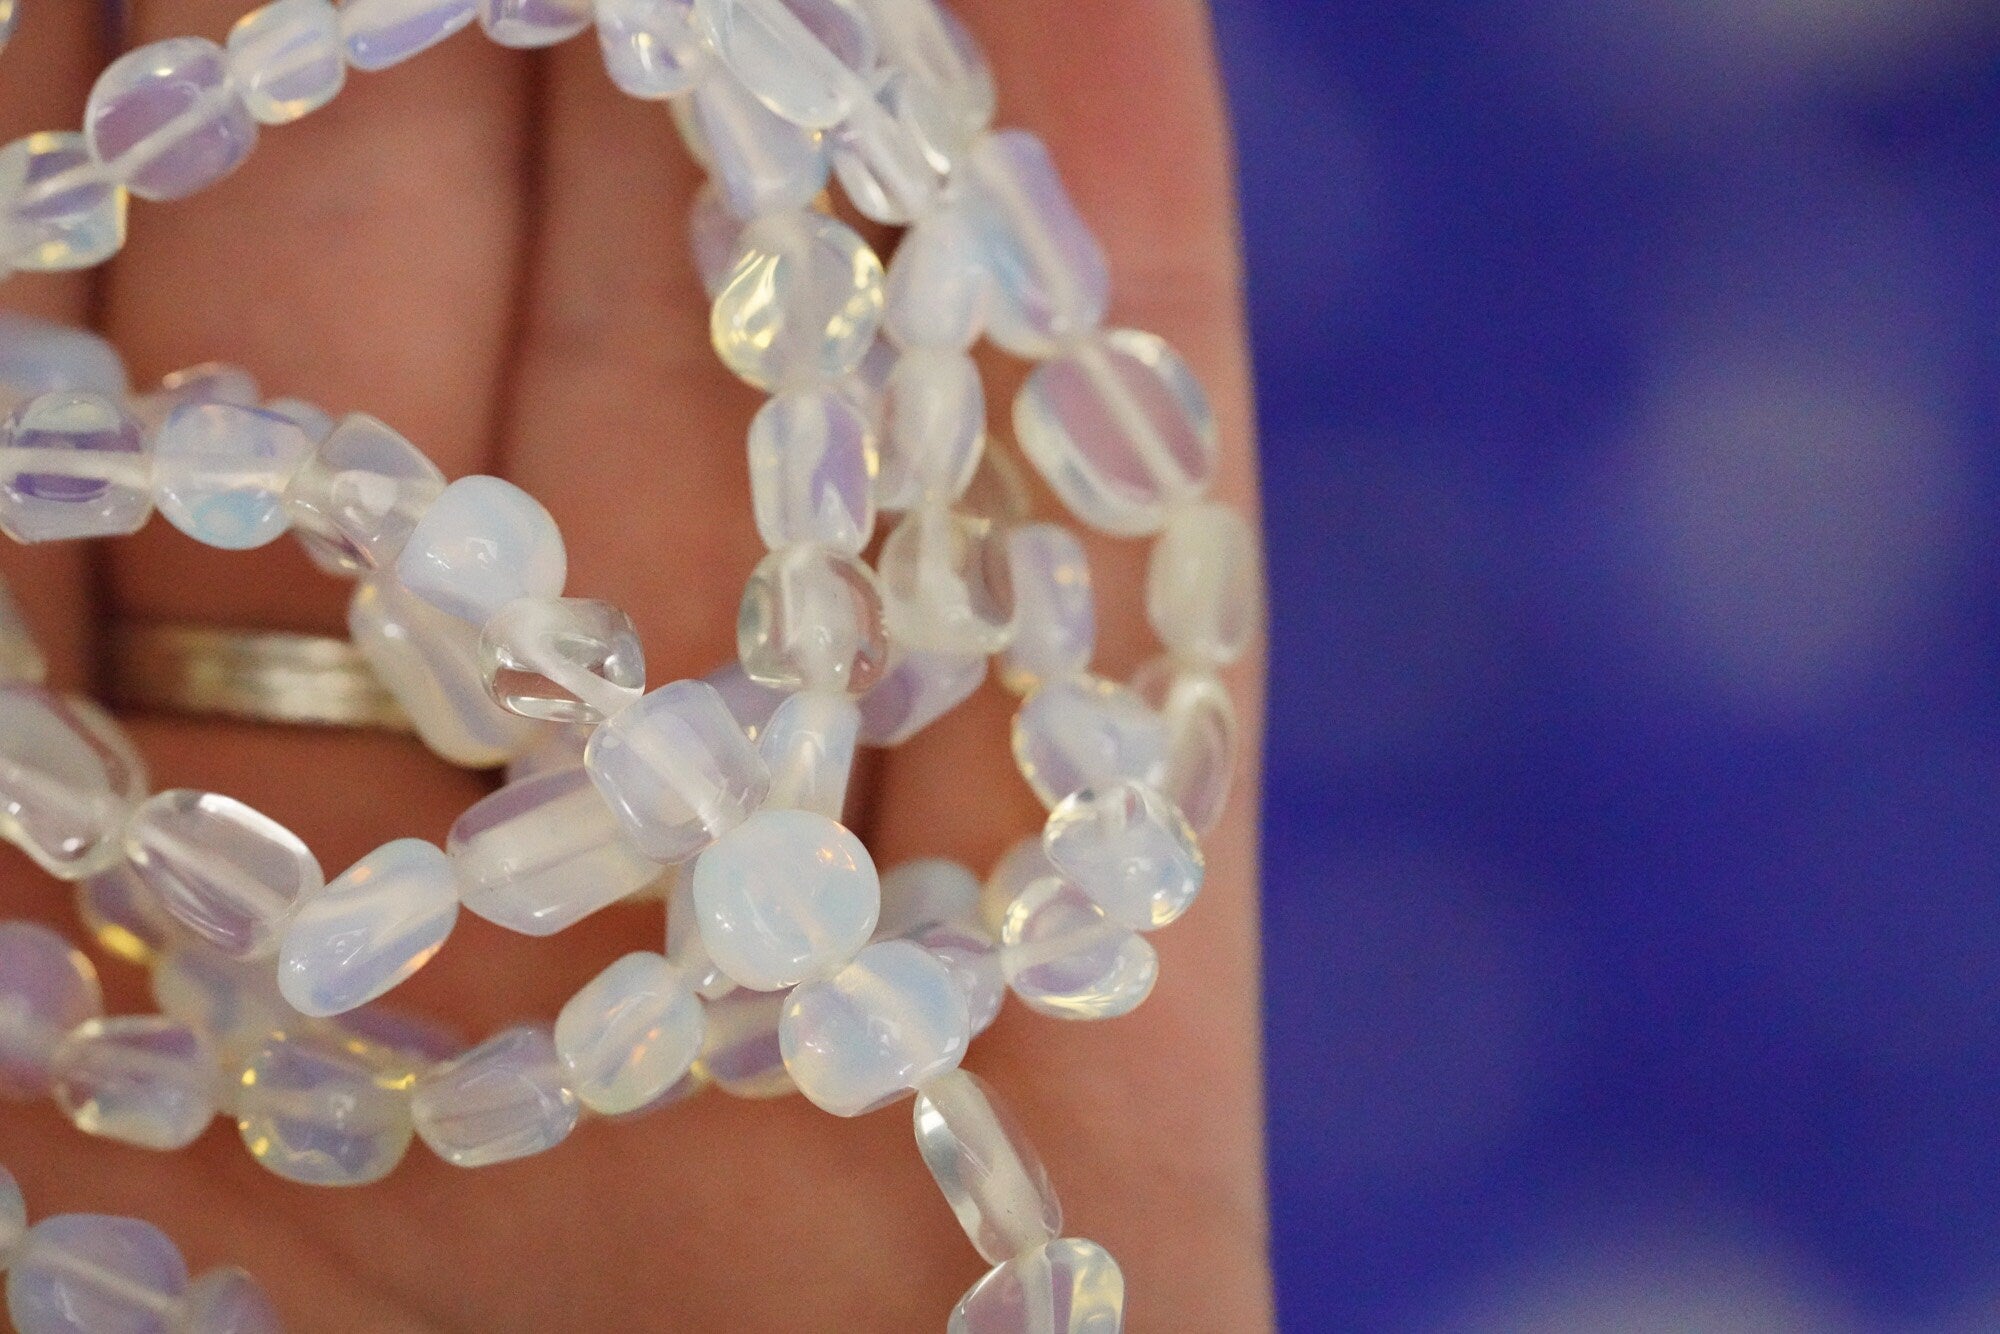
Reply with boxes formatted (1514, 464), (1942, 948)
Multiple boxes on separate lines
(105, 623), (413, 732)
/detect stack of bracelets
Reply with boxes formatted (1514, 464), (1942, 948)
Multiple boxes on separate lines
(0, 0), (1259, 1328)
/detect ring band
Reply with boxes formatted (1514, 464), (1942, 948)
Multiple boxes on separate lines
(106, 623), (413, 732)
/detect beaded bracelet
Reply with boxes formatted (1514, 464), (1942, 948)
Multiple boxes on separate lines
(0, 0), (1262, 1330)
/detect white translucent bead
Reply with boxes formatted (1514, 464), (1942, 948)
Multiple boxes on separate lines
(125, 791), (322, 961)
(877, 857), (980, 940)
(950, 1237), (1125, 1334)
(914, 1069), (1061, 1264)
(0, 1162), (21, 1258)
(235, 1029), (414, 1185)
(150, 946), (289, 1068)
(689, 70), (830, 220)
(738, 545), (890, 694)
(910, 916), (1003, 1035)
(883, 207), (986, 352)
(712, 210), (884, 390)
(780, 939), (965, 1116)
(278, 838), (461, 1017)
(349, 578), (533, 768)
(596, 0), (708, 98)
(703, 658), (786, 741)
(76, 862), (175, 966)
(503, 722), (591, 784)
(394, 475), (566, 625)
(85, 38), (257, 202)
(449, 766), (661, 936)
(877, 349), (983, 510)
(340, 0), (478, 70)
(1001, 877), (1156, 1021)
(1011, 675), (1167, 809)
(1146, 501), (1260, 668)
(587, 680), (771, 861)
(285, 413), (446, 575)
(835, 334), (897, 432)
(554, 952), (703, 1115)
(1014, 328), (1220, 538)
(51, 1016), (216, 1150)
(0, 686), (147, 881)
(173, 1268), (282, 1334)
(758, 689), (859, 819)
(832, 69), (947, 224)
(0, 313), (127, 398)
(698, 987), (792, 1097)
(694, 0), (876, 130)
(856, 646), (984, 746)
(1043, 780), (1202, 931)
(960, 130), (1108, 358)
(6, 1215), (188, 1334)
(998, 524), (1095, 694)
(332, 1005), (465, 1072)
(0, 921), (102, 1099)
(748, 386), (876, 554)
(0, 133), (127, 274)
(665, 868), (734, 999)
(861, 0), (993, 147)
(479, 596), (644, 724)
(262, 396), (335, 443)
(412, 1026), (578, 1168)
(0, 578), (41, 685)
(688, 182), (741, 298)
(693, 808), (879, 990)
(1130, 661), (1236, 836)
(130, 363), (262, 438)
(0, 392), (150, 544)
(878, 505), (1015, 656)
(479, 0), (590, 45)
(227, 0), (345, 125)
(152, 404), (313, 550)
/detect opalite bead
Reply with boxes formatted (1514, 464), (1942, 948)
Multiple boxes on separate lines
(748, 386), (877, 554)
(883, 208), (986, 352)
(0, 133), (127, 273)
(235, 1029), (414, 1186)
(128, 363), (260, 438)
(663, 876), (731, 1004)
(692, 807), (879, 990)
(412, 1026), (579, 1168)
(5, 1215), (188, 1334)
(878, 505), (1015, 656)
(689, 70), (830, 220)
(911, 916), (1004, 1035)
(502, 721), (590, 783)
(0, 313), (126, 398)
(76, 862), (175, 966)
(349, 578), (532, 768)
(173, 1268), (282, 1334)
(780, 939), (967, 1116)
(51, 1017), (216, 1150)
(0, 578), (40, 684)
(586, 679), (772, 862)
(864, 0), (992, 147)
(1011, 675), (1167, 809)
(0, 686), (148, 881)
(688, 183), (741, 297)
(479, 0), (590, 45)
(737, 544), (890, 695)
(950, 1237), (1125, 1334)
(877, 348), (983, 509)
(124, 790), (322, 960)
(999, 523), (1096, 694)
(339, 0), (478, 70)
(84, 39), (256, 203)
(150, 946), (289, 1068)
(0, 921), (102, 1099)
(694, 0), (876, 130)
(832, 70), (947, 224)
(877, 857), (980, 940)
(285, 413), (446, 574)
(596, 0), (708, 98)
(479, 596), (644, 724)
(279, 838), (460, 1017)
(0, 391), (150, 544)
(985, 830), (1042, 938)
(914, 1069), (1061, 1265)
(855, 646), (985, 746)
(1130, 660), (1236, 836)
(1014, 328), (1219, 538)
(333, 1005), (465, 1071)
(712, 210), (884, 390)
(227, 0), (345, 125)
(1000, 877), (1156, 1021)
(758, 689), (859, 819)
(152, 404), (314, 550)
(698, 987), (792, 1098)
(449, 765), (661, 936)
(1146, 501), (1259, 668)
(554, 952), (703, 1115)
(395, 475), (567, 625)
(1043, 780), (1202, 931)
(0, 1162), (21, 1258)
(704, 658), (786, 741)
(262, 396), (334, 442)
(959, 130), (1108, 358)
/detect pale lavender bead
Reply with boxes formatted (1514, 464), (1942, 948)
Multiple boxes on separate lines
(173, 1268), (283, 1334)
(758, 689), (859, 819)
(76, 862), (175, 966)
(278, 838), (461, 1017)
(1130, 660), (1236, 836)
(285, 413), (445, 575)
(0, 391), (150, 544)
(1146, 501), (1261, 669)
(737, 545), (890, 695)
(340, 0), (478, 70)
(449, 766), (662, 936)
(128, 363), (261, 437)
(779, 939), (967, 1117)
(1000, 523), (1096, 694)
(150, 945), (291, 1068)
(51, 1017), (217, 1150)
(6, 1215), (187, 1334)
(262, 396), (334, 443)
(0, 1162), (22, 1258)
(876, 857), (980, 940)
(479, 596), (644, 725)
(0, 686), (148, 881)
(503, 722), (591, 784)
(394, 475), (567, 625)
(1011, 675), (1168, 809)
(153, 405), (314, 550)
(479, 0), (591, 46)
(84, 39), (257, 202)
(856, 646), (985, 746)
(1000, 876), (1156, 1021)
(0, 314), (127, 399)
(690, 70), (831, 220)
(911, 916), (1003, 1035)
(694, 0), (877, 130)
(712, 211), (884, 390)
(349, 579), (533, 767)
(1043, 780), (1202, 931)
(585, 680), (772, 862)
(698, 986), (792, 1098)
(862, 0), (992, 146)
(412, 1025), (578, 1168)
(554, 952), (703, 1115)
(959, 130), (1108, 358)
(703, 659), (786, 741)
(596, 0), (709, 99)
(124, 790), (323, 961)
(949, 1237), (1125, 1334)
(0, 921), (103, 1100)
(747, 386), (876, 554)
(883, 207), (986, 352)
(877, 505), (1015, 656)
(984, 835), (1056, 935)
(0, 133), (127, 274)
(236, 1028), (414, 1186)
(914, 1069), (1062, 1265)
(228, 0), (346, 125)
(831, 68), (946, 224)
(693, 808), (879, 990)
(877, 348), (984, 509)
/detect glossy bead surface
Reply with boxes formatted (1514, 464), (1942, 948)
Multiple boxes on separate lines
(479, 0), (591, 45)
(1146, 501), (1260, 668)
(689, 71), (829, 220)
(1000, 877), (1156, 1021)
(712, 210), (884, 390)
(693, 808), (879, 990)
(1130, 662), (1237, 836)
(340, 0), (478, 69)
(6, 1215), (187, 1334)
(285, 413), (445, 574)
(877, 348), (983, 509)
(151, 946), (289, 1068)
(748, 386), (876, 554)
(949, 1237), (1125, 1334)
(173, 1269), (282, 1334)
(0, 921), (102, 1099)
(831, 70), (947, 224)
(349, 578), (532, 768)
(865, 0), (992, 146)
(737, 545), (890, 694)
(960, 130), (1108, 357)
(915, 1069), (1061, 1264)
(449, 766), (661, 936)
(694, 0), (876, 129)
(911, 916), (1004, 1036)
(699, 987), (792, 1098)
(586, 680), (771, 862)
(76, 862), (175, 966)
(0, 133), (127, 273)
(130, 363), (261, 438)
(125, 790), (321, 960)
(1000, 523), (1095, 693)
(1043, 781), (1202, 931)
(878, 506), (1015, 656)
(781, 939), (968, 1116)
(278, 839), (460, 1017)
(758, 689), (859, 819)
(1012, 675), (1167, 809)
(856, 646), (985, 746)
(596, 0), (708, 98)
(883, 208), (986, 351)
(479, 596), (644, 724)
(554, 952), (703, 1115)
(984, 836), (1054, 935)
(227, 0), (345, 124)
(412, 1026), (578, 1168)
(0, 686), (147, 880)
(395, 475), (566, 624)
(51, 1017), (216, 1150)
(153, 404), (314, 550)
(85, 38), (256, 202)
(877, 857), (981, 940)
(704, 658), (786, 741)
(0, 313), (126, 398)
(0, 391), (150, 544)
(235, 1029), (414, 1186)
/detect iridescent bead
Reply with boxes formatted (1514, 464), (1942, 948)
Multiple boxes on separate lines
(694, 0), (877, 129)
(173, 1269), (282, 1334)
(950, 1237), (1125, 1334)
(1000, 523), (1095, 694)
(349, 578), (533, 768)
(883, 207), (986, 352)
(737, 545), (890, 695)
(1014, 329), (1220, 538)
(0, 314), (126, 402)
(855, 646), (984, 746)
(479, 596), (644, 724)
(1146, 501), (1260, 669)
(262, 396), (334, 442)
(279, 839), (459, 1017)
(76, 863), (175, 966)
(1043, 780), (1202, 931)
(832, 70), (947, 224)
(152, 405), (313, 550)
(479, 0), (590, 45)
(84, 39), (257, 203)
(688, 182), (741, 298)
(129, 363), (261, 437)
(227, 0), (345, 125)
(878, 506), (1015, 656)
(503, 722), (590, 783)
(748, 386), (877, 554)
(412, 1026), (578, 1168)
(1130, 661), (1236, 836)
(0, 133), (127, 273)
(449, 766), (661, 936)
(689, 70), (830, 220)
(554, 952), (703, 1115)
(51, 1017), (216, 1150)
(596, 0), (708, 98)
(910, 916), (1003, 1035)
(0, 392), (150, 544)
(877, 349), (983, 509)
(698, 987), (791, 1098)
(758, 689), (859, 819)
(1000, 876), (1156, 1021)
(704, 658), (786, 741)
(0, 921), (102, 1099)
(712, 210), (884, 390)
(864, 0), (992, 147)
(692, 807), (879, 990)
(780, 939), (967, 1116)
(5, 1215), (187, 1334)
(1011, 675), (1167, 809)
(150, 946), (289, 1068)
(0, 576), (43, 686)
(395, 475), (567, 625)
(340, 0), (478, 70)
(586, 679), (771, 862)
(235, 1028), (414, 1186)
(914, 1069), (1061, 1265)
(125, 791), (322, 960)
(877, 857), (980, 940)
(0, 1162), (21, 1259)
(285, 413), (445, 575)
(0, 686), (147, 880)
(959, 130), (1108, 358)
(984, 836), (1054, 935)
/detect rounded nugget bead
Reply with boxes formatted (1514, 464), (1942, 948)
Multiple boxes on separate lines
(85, 38), (257, 202)
(277, 839), (460, 1017)
(76, 862), (175, 966)
(479, 0), (591, 46)
(339, 0), (478, 70)
(0, 391), (150, 544)
(689, 70), (830, 220)
(712, 210), (884, 390)
(595, 0), (709, 98)
(1000, 877), (1156, 1021)
(950, 1237), (1125, 1334)
(478, 596), (645, 724)
(878, 506), (1015, 656)
(227, 0), (346, 125)
(694, 0), (877, 130)
(153, 404), (315, 550)
(0, 922), (102, 1099)
(758, 689), (860, 819)
(395, 475), (567, 625)
(585, 679), (772, 862)
(0, 686), (148, 881)
(747, 386), (877, 554)
(125, 790), (322, 960)
(51, 1016), (217, 1151)
(554, 952), (703, 1115)
(412, 1026), (578, 1168)
(959, 130), (1108, 358)
(235, 1028), (415, 1186)
(6, 1215), (188, 1334)
(856, 646), (986, 746)
(1043, 780), (1203, 931)
(877, 348), (984, 509)
(698, 987), (792, 1098)
(285, 413), (446, 575)
(449, 766), (662, 936)
(737, 544), (890, 695)
(999, 523), (1096, 694)
(349, 578), (533, 768)
(780, 939), (968, 1116)
(1011, 675), (1168, 810)
(1130, 661), (1237, 836)
(0, 133), (127, 274)
(692, 808), (879, 990)
(883, 208), (986, 353)
(1145, 501), (1260, 668)
(914, 1069), (1062, 1265)
(151, 945), (290, 1068)
(173, 1268), (283, 1333)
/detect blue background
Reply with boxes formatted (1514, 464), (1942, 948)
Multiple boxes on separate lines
(1220, 2), (2000, 1329)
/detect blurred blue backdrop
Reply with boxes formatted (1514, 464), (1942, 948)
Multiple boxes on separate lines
(1218, 2), (2000, 1328)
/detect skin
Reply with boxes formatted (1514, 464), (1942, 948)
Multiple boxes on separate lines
(0, 1), (1270, 1329)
